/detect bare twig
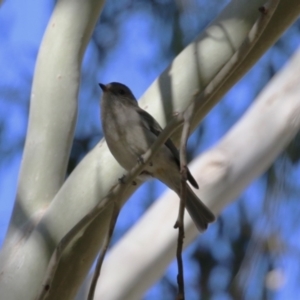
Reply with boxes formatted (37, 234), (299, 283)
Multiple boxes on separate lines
(87, 200), (121, 300)
(35, 115), (184, 300)
(174, 103), (195, 300)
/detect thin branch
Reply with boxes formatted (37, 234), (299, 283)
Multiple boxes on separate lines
(87, 200), (121, 300)
(35, 115), (184, 300)
(174, 103), (195, 300)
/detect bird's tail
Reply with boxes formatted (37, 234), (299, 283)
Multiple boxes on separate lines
(185, 185), (215, 231)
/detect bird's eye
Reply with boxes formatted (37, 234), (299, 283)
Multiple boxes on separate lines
(119, 89), (125, 95)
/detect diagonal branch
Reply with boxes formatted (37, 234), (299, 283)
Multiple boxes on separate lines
(87, 200), (120, 300)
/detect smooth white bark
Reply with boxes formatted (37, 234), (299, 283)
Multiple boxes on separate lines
(95, 45), (300, 300)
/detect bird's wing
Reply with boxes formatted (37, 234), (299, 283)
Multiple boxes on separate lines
(137, 108), (199, 189)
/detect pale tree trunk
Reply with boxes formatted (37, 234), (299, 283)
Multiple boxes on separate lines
(0, 0), (299, 300)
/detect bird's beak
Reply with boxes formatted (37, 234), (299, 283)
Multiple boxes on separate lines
(99, 83), (107, 92)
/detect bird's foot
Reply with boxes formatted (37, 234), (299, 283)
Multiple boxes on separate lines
(118, 175), (126, 184)
(137, 155), (145, 165)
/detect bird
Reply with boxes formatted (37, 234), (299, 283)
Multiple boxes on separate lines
(99, 82), (215, 231)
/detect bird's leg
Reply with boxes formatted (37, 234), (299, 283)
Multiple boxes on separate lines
(118, 174), (126, 184)
(119, 174), (137, 186)
(137, 155), (145, 165)
(137, 155), (153, 167)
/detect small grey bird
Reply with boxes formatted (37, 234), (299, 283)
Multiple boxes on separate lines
(99, 82), (215, 231)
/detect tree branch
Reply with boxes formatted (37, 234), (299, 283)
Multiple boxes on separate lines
(174, 103), (195, 300)
(87, 201), (120, 300)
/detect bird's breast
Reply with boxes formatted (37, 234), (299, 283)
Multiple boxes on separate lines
(101, 102), (146, 169)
